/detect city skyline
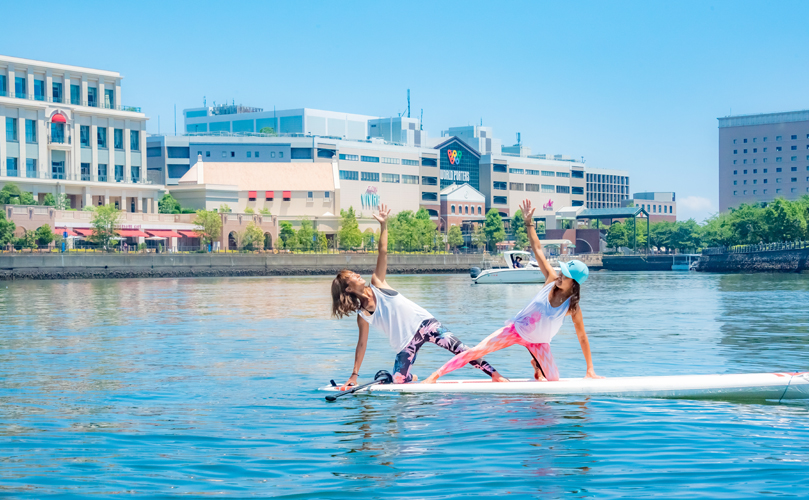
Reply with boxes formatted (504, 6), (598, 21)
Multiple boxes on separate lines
(2, 0), (808, 222)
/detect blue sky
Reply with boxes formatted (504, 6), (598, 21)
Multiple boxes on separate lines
(3, 0), (808, 222)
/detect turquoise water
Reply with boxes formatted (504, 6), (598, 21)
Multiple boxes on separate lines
(1, 272), (808, 498)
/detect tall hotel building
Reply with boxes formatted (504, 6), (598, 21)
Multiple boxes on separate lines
(0, 55), (161, 212)
(718, 110), (809, 212)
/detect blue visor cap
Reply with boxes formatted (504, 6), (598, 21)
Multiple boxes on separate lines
(558, 260), (589, 285)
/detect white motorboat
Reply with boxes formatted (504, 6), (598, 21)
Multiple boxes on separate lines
(471, 250), (556, 284)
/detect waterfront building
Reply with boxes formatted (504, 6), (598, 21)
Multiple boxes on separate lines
(0, 55), (160, 212)
(584, 167), (630, 209)
(439, 183), (485, 233)
(622, 192), (676, 222)
(718, 110), (809, 211)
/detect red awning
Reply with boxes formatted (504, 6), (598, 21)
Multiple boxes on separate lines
(118, 229), (149, 238)
(73, 228), (94, 236)
(51, 113), (67, 123)
(265, 190), (274, 199)
(283, 191), (291, 198)
(248, 190), (257, 198)
(179, 230), (201, 238)
(56, 227), (78, 237)
(146, 230), (181, 238)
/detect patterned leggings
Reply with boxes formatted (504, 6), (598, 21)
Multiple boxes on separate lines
(393, 319), (497, 384)
(432, 324), (559, 381)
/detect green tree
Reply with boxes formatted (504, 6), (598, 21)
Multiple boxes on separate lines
(361, 228), (376, 250)
(316, 232), (329, 252)
(297, 217), (315, 250)
(727, 203), (767, 245)
(670, 219), (702, 252)
(244, 222), (265, 251)
(193, 209), (223, 247)
(413, 208), (438, 251)
(259, 127), (276, 135)
(606, 220), (628, 250)
(279, 221), (296, 249)
(338, 207), (362, 249)
(35, 225), (55, 246)
(0, 183), (22, 204)
(259, 207), (271, 215)
(15, 229), (37, 249)
(218, 203), (232, 213)
(700, 212), (733, 248)
(762, 198), (806, 242)
(243, 207), (255, 214)
(623, 217), (647, 250)
(0, 210), (16, 246)
(447, 225), (464, 250)
(471, 224), (487, 252)
(158, 193), (182, 214)
(511, 209), (528, 250)
(19, 192), (35, 205)
(42, 193), (56, 206)
(89, 204), (122, 251)
(649, 221), (675, 252)
(54, 193), (70, 210)
(483, 209), (506, 252)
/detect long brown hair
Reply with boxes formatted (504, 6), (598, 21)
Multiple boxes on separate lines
(331, 269), (363, 318)
(554, 275), (581, 314)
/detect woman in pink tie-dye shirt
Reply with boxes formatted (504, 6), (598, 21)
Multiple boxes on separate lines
(423, 199), (603, 384)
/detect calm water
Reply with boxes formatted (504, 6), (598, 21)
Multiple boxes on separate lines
(1, 272), (808, 498)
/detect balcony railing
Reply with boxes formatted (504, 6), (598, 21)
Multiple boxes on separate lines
(0, 91), (141, 113)
(0, 170), (155, 185)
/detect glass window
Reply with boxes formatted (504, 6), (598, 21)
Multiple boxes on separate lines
(509, 168), (524, 174)
(493, 181), (507, 190)
(52, 82), (63, 103)
(402, 175), (419, 184)
(325, 191), (330, 198)
(360, 172), (380, 182)
(25, 119), (37, 143)
(451, 205), (456, 214)
(572, 186), (584, 195)
(26, 159), (36, 177)
(556, 172), (570, 178)
(361, 156), (379, 163)
(493, 196), (507, 204)
(206, 151), (210, 157)
(791, 135), (797, 140)
(421, 158), (437, 167)
(776, 136), (782, 141)
(526, 183), (540, 192)
(247, 151), (251, 158)
(339, 154), (359, 161)
(339, 170), (358, 180)
(402, 159), (419, 166)
(421, 192), (438, 201)
(6, 118), (17, 141)
(114, 128), (124, 149)
(104, 89), (114, 109)
(279, 152), (283, 158)
(541, 184), (554, 193)
(493, 164), (507, 173)
(50, 123), (65, 144)
(15, 77), (26, 98)
(97, 127), (107, 148)
(34, 79), (45, 101)
(130, 130), (140, 151)
(556, 186), (570, 194)
(81, 162), (91, 181)
(231, 151), (235, 157)
(87, 87), (97, 107)
(307, 191), (313, 200)
(255, 151), (259, 157)
(6, 157), (18, 176)
(509, 182), (524, 191)
(115, 165), (124, 182)
(167, 147), (190, 158)
(98, 164), (108, 182)
(542, 170), (555, 176)
(526, 169), (540, 175)
(80, 125), (90, 147)
(70, 84), (80, 105)
(51, 160), (64, 179)
(571, 170), (584, 178)
(776, 147), (782, 151)
(477, 206), (482, 214)
(421, 176), (438, 186)
(381, 173), (400, 183)
(381, 157), (400, 164)
(146, 147), (162, 157)
(131, 166), (140, 183)
(0, 75), (6, 96)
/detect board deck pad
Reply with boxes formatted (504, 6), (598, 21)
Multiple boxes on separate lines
(322, 372), (809, 401)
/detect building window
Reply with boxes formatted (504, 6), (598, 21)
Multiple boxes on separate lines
(6, 157), (18, 176)
(572, 186), (584, 195)
(792, 167), (798, 171)
(70, 84), (80, 105)
(764, 179), (768, 184)
(776, 157), (782, 162)
(509, 168), (524, 174)
(555, 172), (570, 178)
(421, 158), (437, 167)
(776, 167), (782, 172)
(247, 151), (252, 158)
(733, 190), (737, 195)
(231, 151), (235, 157)
(477, 206), (482, 215)
(792, 156), (798, 161)
(510, 182), (524, 191)
(98, 164), (108, 182)
(25, 119), (36, 143)
(776, 188), (782, 193)
(78, 125), (89, 147)
(743, 190), (747, 195)
(279, 152), (284, 158)
(325, 191), (330, 199)
(14, 77), (26, 98)
(526, 169), (540, 175)
(255, 151), (259, 157)
(493, 164), (507, 173)
(753, 180), (757, 184)
(97, 127), (107, 148)
(776, 136), (782, 141)
(115, 164), (124, 182)
(381, 157), (400, 164)
(541, 184), (554, 193)
(776, 178), (782, 183)
(307, 191), (313, 200)
(339, 170), (358, 180)
(422, 176), (438, 186)
(776, 147), (782, 152)
(743, 180), (747, 185)
(571, 170), (584, 178)
(6, 118), (17, 142)
(493, 196), (507, 205)
(733, 150), (737, 154)
(743, 149), (747, 153)
(421, 192), (438, 201)
(146, 147), (162, 157)
(80, 162), (91, 181)
(26, 159), (36, 177)
(792, 145), (798, 151)
(733, 139), (736, 144)
(493, 181), (507, 190)
(791, 135), (798, 140)
(733, 160), (737, 164)
(338, 154), (359, 161)
(402, 159), (419, 166)
(361, 155), (380, 163)
(451, 205), (456, 214)
(271, 152), (276, 158)
(114, 129), (124, 150)
(206, 151), (211, 157)
(743, 159), (747, 164)
(402, 175), (419, 184)
(381, 173), (400, 183)
(361, 172), (380, 182)
(542, 170), (555, 176)
(753, 148), (757, 153)
(131, 166), (141, 183)
(556, 186), (570, 194)
(87, 87), (97, 107)
(222, 151), (227, 157)
(526, 183), (540, 192)
(792, 178), (797, 182)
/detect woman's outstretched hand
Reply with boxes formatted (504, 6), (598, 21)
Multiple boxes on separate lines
(519, 199), (535, 225)
(372, 203), (391, 224)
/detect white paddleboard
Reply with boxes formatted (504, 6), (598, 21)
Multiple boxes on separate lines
(322, 372), (809, 401)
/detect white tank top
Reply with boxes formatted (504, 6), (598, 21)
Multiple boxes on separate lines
(358, 285), (435, 353)
(510, 281), (570, 344)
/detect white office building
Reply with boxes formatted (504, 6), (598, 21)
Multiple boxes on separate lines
(0, 55), (161, 212)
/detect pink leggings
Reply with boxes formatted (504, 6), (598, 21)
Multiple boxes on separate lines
(432, 324), (559, 381)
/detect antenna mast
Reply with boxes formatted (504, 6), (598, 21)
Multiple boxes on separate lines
(407, 89), (410, 118)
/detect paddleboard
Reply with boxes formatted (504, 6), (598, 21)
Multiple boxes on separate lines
(322, 372), (809, 401)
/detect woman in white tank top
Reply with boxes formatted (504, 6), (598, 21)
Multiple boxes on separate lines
(331, 204), (507, 389)
(423, 199), (604, 384)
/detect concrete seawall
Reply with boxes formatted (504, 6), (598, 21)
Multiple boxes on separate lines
(696, 248), (809, 273)
(0, 253), (487, 280)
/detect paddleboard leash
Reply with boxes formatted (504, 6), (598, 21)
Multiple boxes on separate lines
(325, 370), (393, 402)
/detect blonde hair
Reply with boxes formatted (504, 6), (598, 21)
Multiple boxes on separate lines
(331, 269), (363, 318)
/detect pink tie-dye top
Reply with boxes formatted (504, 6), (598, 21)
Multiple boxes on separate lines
(508, 281), (570, 344)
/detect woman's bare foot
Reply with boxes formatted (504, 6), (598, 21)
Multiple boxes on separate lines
(411, 373), (418, 382)
(531, 359), (547, 381)
(422, 373), (439, 384)
(491, 371), (509, 383)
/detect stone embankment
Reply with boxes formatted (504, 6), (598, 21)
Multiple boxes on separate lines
(0, 253), (486, 281)
(696, 248), (809, 273)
